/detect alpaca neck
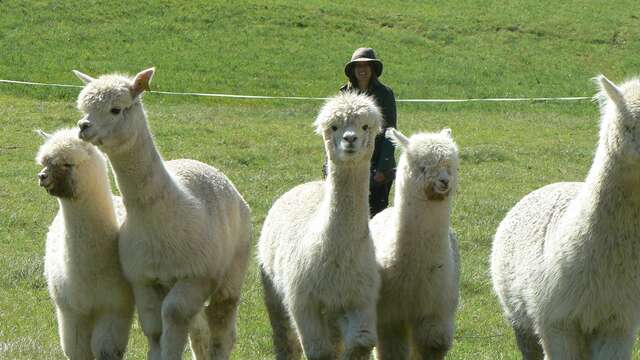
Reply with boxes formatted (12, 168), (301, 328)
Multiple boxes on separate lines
(107, 110), (179, 210)
(580, 142), (640, 224)
(59, 180), (117, 241)
(320, 161), (371, 238)
(394, 178), (452, 254)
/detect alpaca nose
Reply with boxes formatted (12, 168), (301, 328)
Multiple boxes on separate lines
(343, 134), (358, 144)
(78, 120), (91, 131)
(38, 172), (48, 181)
(440, 179), (449, 187)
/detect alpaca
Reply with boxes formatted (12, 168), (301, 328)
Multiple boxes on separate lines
(73, 68), (252, 360)
(36, 128), (134, 359)
(370, 128), (460, 360)
(491, 75), (640, 360)
(258, 92), (382, 360)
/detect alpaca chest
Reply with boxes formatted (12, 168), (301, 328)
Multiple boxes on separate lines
(288, 238), (379, 308)
(541, 232), (640, 331)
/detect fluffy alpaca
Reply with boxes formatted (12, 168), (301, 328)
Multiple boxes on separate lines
(370, 128), (460, 360)
(73, 68), (252, 360)
(258, 92), (382, 360)
(491, 75), (640, 360)
(36, 128), (134, 359)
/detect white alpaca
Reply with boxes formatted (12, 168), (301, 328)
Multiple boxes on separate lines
(258, 92), (382, 360)
(370, 128), (460, 360)
(36, 128), (134, 359)
(73, 68), (252, 360)
(491, 75), (640, 360)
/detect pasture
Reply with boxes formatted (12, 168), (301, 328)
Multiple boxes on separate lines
(1, 0), (639, 359)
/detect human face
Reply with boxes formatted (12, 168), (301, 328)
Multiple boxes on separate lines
(354, 62), (372, 85)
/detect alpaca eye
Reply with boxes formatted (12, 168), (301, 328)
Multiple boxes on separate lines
(110, 108), (121, 115)
(64, 164), (74, 168)
(362, 125), (369, 131)
(331, 125), (338, 131)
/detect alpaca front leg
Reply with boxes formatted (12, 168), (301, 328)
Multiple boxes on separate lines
(206, 295), (240, 360)
(133, 285), (165, 360)
(513, 325), (543, 360)
(339, 306), (377, 360)
(411, 315), (454, 360)
(205, 249), (249, 360)
(188, 310), (210, 360)
(261, 268), (302, 360)
(91, 312), (133, 359)
(292, 306), (334, 360)
(161, 278), (212, 360)
(540, 325), (587, 360)
(376, 321), (410, 360)
(589, 329), (635, 360)
(56, 308), (93, 360)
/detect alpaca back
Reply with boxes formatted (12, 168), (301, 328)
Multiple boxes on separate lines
(166, 158), (251, 249)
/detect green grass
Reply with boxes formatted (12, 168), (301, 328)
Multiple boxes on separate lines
(1, 1), (639, 359)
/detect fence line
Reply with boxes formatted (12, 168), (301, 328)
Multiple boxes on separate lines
(0, 78), (592, 103)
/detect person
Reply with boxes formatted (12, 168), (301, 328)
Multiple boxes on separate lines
(341, 47), (397, 217)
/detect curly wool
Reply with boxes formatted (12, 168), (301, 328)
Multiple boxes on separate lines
(491, 75), (640, 359)
(370, 128), (460, 359)
(258, 92), (382, 360)
(37, 128), (134, 359)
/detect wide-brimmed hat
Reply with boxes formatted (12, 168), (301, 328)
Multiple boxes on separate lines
(344, 47), (383, 78)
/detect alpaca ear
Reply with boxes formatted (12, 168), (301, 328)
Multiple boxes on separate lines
(131, 67), (155, 98)
(441, 128), (452, 138)
(597, 75), (626, 110)
(34, 129), (51, 139)
(386, 128), (409, 149)
(72, 70), (95, 84)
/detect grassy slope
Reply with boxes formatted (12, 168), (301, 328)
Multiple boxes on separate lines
(1, 1), (639, 359)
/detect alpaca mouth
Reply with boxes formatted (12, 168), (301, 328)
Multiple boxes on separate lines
(39, 178), (52, 189)
(343, 145), (358, 154)
(425, 186), (449, 201)
(78, 128), (99, 144)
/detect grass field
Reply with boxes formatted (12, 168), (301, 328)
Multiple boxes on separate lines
(1, 1), (640, 359)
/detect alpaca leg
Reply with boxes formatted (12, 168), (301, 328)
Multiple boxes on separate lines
(375, 322), (410, 360)
(188, 310), (210, 360)
(56, 308), (93, 360)
(540, 326), (587, 360)
(160, 278), (212, 360)
(292, 305), (334, 360)
(205, 244), (250, 360)
(205, 294), (240, 360)
(91, 312), (133, 360)
(590, 330), (635, 360)
(260, 268), (302, 360)
(411, 315), (454, 360)
(339, 306), (377, 360)
(133, 285), (165, 360)
(513, 326), (543, 360)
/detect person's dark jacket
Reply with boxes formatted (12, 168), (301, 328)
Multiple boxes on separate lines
(340, 79), (397, 182)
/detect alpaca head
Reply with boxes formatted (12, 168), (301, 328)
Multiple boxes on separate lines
(35, 128), (108, 200)
(388, 128), (459, 201)
(73, 68), (154, 151)
(594, 75), (640, 159)
(314, 92), (382, 164)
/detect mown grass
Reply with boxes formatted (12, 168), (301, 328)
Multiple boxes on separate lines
(1, 0), (639, 103)
(1, 1), (640, 359)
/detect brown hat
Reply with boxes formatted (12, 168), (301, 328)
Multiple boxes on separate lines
(344, 47), (383, 78)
